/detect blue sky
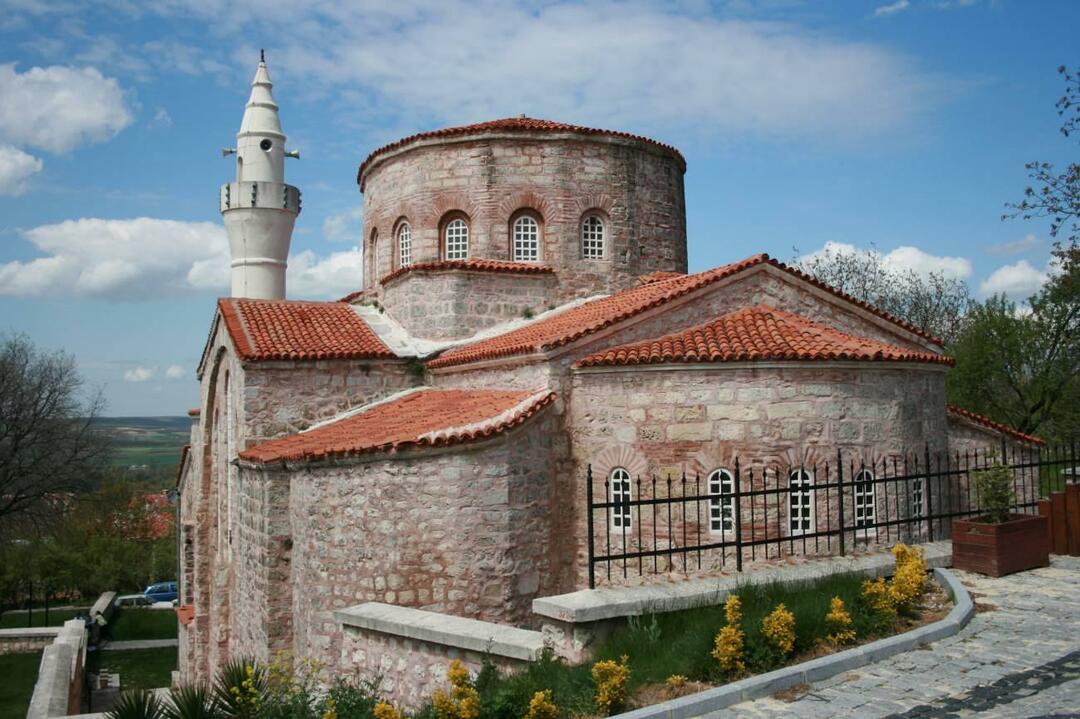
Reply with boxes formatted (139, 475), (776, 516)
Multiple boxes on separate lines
(0, 0), (1076, 416)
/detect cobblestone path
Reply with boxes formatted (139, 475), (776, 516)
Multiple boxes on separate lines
(720, 556), (1080, 719)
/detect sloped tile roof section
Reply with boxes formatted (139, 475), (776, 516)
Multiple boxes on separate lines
(218, 298), (396, 361)
(380, 259), (555, 286)
(578, 305), (954, 368)
(358, 116), (685, 187)
(946, 405), (1046, 446)
(427, 253), (941, 370)
(239, 388), (556, 465)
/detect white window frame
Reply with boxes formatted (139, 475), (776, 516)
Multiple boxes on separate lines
(512, 215), (540, 262)
(610, 467), (632, 530)
(912, 477), (924, 519)
(854, 469), (875, 530)
(708, 468), (735, 535)
(444, 218), (469, 260)
(788, 469), (815, 536)
(398, 223), (412, 267)
(582, 215), (605, 260)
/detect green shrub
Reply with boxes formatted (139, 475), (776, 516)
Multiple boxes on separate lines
(972, 463), (1014, 523)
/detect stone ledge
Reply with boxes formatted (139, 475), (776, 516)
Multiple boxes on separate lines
(533, 541), (952, 623)
(334, 603), (546, 662)
(0, 627), (63, 639)
(609, 567), (973, 719)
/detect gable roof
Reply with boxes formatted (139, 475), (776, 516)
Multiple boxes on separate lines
(946, 405), (1046, 446)
(218, 298), (396, 362)
(380, 258), (555, 286)
(428, 253), (939, 370)
(578, 305), (953, 368)
(239, 388), (556, 465)
(358, 116), (684, 187)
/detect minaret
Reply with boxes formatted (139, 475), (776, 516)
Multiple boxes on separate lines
(220, 51), (301, 300)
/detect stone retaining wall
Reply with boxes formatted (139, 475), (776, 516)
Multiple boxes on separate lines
(26, 619), (87, 719)
(0, 627), (60, 655)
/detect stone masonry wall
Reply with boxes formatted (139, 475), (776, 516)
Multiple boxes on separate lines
(0, 629), (57, 655)
(381, 270), (556, 340)
(283, 414), (558, 671)
(361, 133), (687, 304)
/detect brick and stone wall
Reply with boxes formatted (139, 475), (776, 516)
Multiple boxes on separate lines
(0, 628), (59, 655)
(381, 269), (556, 340)
(360, 132), (687, 307)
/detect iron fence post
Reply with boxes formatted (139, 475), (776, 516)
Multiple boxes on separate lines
(836, 448), (845, 557)
(586, 464), (595, 589)
(734, 457), (743, 572)
(924, 444), (934, 542)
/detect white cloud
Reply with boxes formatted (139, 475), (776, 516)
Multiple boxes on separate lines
(164, 365), (185, 379)
(156, 1), (940, 142)
(799, 241), (972, 280)
(979, 260), (1049, 300)
(0, 218), (229, 299)
(151, 107), (172, 128)
(288, 247), (364, 298)
(0, 144), (43, 195)
(0, 63), (133, 153)
(322, 206), (363, 243)
(124, 366), (157, 382)
(985, 233), (1039, 257)
(874, 0), (910, 16)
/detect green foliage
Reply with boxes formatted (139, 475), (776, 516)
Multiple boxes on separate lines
(108, 609), (178, 641)
(88, 647), (177, 691)
(972, 463), (1015, 524)
(626, 612), (661, 644)
(0, 651), (42, 719)
(326, 677), (383, 719)
(107, 689), (166, 719)
(213, 659), (266, 719)
(163, 685), (222, 719)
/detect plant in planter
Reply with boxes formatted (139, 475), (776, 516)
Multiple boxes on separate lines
(952, 461), (1050, 577)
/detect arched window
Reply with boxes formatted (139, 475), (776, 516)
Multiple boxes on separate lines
(610, 467), (632, 529)
(512, 214), (540, 262)
(397, 223), (412, 268)
(444, 217), (469, 260)
(368, 229), (379, 282)
(854, 469), (875, 529)
(788, 469), (814, 535)
(708, 468), (735, 535)
(582, 215), (605, 260)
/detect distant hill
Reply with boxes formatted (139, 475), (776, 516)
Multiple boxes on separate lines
(94, 416), (190, 470)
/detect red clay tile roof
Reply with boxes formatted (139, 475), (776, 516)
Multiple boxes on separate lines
(946, 405), (1046, 446)
(240, 388), (556, 464)
(637, 271), (686, 285)
(358, 116), (684, 188)
(187, 408), (200, 417)
(578, 305), (953, 368)
(218, 298), (395, 362)
(380, 259), (555, 286)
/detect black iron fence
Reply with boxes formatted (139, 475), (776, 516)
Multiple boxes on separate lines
(586, 439), (1077, 588)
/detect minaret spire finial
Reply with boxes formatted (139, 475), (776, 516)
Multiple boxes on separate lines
(260, 48), (265, 63)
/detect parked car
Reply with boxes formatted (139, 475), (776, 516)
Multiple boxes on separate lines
(114, 593), (151, 608)
(143, 581), (178, 603)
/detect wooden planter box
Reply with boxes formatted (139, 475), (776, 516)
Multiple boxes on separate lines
(952, 513), (1050, 577)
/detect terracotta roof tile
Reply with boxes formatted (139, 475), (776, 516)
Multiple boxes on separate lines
(380, 259), (555, 286)
(578, 305), (954, 368)
(427, 253), (941, 370)
(358, 116), (684, 187)
(946, 405), (1046, 446)
(240, 388), (555, 464)
(218, 298), (395, 362)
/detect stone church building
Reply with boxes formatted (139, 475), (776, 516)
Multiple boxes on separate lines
(175, 59), (1042, 685)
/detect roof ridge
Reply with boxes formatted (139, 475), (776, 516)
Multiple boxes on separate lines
(380, 258), (555, 286)
(417, 389), (554, 444)
(946, 404), (1046, 446)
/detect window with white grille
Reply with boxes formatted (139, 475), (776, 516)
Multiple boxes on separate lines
(708, 468), (734, 534)
(582, 215), (605, 259)
(512, 215), (540, 262)
(610, 467), (632, 529)
(789, 469), (815, 535)
(854, 469), (875, 529)
(398, 223), (412, 267)
(444, 218), (469, 260)
(912, 477), (924, 519)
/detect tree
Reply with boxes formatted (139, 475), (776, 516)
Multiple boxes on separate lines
(1004, 66), (1080, 246)
(794, 244), (973, 345)
(0, 334), (109, 534)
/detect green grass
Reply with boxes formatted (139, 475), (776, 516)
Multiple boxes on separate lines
(88, 647), (176, 690)
(0, 652), (42, 719)
(454, 572), (911, 719)
(0, 608), (87, 629)
(107, 608), (177, 641)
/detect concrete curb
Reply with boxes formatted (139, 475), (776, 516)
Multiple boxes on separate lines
(610, 568), (974, 719)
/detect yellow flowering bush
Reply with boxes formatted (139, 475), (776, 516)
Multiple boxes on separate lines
(824, 596), (856, 646)
(762, 604), (796, 655)
(321, 698), (338, 719)
(591, 655), (630, 716)
(889, 544), (927, 610)
(665, 675), (688, 689)
(374, 702), (404, 719)
(432, 660), (480, 719)
(862, 576), (898, 625)
(724, 594), (743, 626)
(523, 690), (559, 719)
(711, 625), (745, 676)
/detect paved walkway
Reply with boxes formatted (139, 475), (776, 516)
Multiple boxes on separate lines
(99, 639), (178, 651)
(719, 556), (1080, 719)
